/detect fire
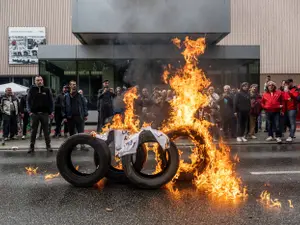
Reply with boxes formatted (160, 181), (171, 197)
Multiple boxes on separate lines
(161, 37), (246, 200)
(45, 173), (60, 180)
(260, 190), (282, 208)
(288, 200), (294, 208)
(25, 166), (38, 175)
(113, 157), (123, 170)
(75, 165), (79, 171)
(94, 178), (107, 190)
(102, 88), (139, 133)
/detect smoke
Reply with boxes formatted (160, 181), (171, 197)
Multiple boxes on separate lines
(95, 0), (225, 88)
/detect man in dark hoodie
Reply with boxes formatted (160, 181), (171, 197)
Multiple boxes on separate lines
(27, 75), (54, 153)
(234, 82), (251, 142)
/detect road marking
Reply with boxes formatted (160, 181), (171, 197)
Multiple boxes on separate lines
(251, 171), (300, 175)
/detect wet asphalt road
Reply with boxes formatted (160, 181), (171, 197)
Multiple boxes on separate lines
(1, 144), (300, 225)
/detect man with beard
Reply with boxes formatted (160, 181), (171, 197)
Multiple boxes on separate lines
(27, 75), (54, 153)
(53, 85), (69, 138)
(97, 80), (115, 132)
(234, 82), (251, 142)
(62, 80), (88, 136)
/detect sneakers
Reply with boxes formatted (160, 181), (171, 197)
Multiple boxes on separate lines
(251, 135), (257, 139)
(21, 135), (26, 140)
(276, 137), (282, 143)
(237, 137), (242, 142)
(266, 136), (273, 141)
(286, 137), (293, 142)
(241, 137), (248, 142)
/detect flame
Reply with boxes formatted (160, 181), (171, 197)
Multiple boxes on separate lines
(25, 167), (38, 175)
(288, 200), (294, 208)
(161, 37), (246, 200)
(260, 190), (282, 208)
(94, 178), (107, 190)
(113, 157), (123, 170)
(45, 173), (60, 180)
(75, 165), (79, 171)
(102, 87), (139, 133)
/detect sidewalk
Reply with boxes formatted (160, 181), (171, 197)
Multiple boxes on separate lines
(1, 128), (299, 150)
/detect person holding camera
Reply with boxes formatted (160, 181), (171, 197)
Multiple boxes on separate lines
(96, 80), (115, 132)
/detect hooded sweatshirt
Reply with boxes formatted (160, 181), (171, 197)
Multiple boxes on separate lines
(283, 86), (298, 111)
(261, 88), (285, 113)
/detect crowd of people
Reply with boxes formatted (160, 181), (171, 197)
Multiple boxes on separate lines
(0, 75), (298, 153)
(97, 76), (300, 144)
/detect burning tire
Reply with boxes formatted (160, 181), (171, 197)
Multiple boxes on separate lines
(121, 130), (179, 189)
(57, 134), (110, 187)
(166, 127), (209, 178)
(94, 130), (148, 183)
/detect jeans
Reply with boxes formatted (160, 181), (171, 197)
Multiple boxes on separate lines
(22, 112), (29, 136)
(266, 112), (281, 138)
(2, 114), (17, 138)
(67, 116), (84, 136)
(237, 111), (249, 137)
(287, 110), (297, 138)
(30, 113), (51, 146)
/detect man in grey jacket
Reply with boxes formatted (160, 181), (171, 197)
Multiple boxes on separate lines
(0, 87), (19, 140)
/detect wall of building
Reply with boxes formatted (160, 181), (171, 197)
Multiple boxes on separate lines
(220, 0), (300, 75)
(0, 0), (79, 76)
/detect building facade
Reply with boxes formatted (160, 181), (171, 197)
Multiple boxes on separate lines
(0, 0), (299, 92)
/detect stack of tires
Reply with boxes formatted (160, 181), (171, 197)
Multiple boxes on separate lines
(56, 129), (206, 189)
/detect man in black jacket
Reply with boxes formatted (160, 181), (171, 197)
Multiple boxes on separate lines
(27, 75), (54, 153)
(53, 85), (68, 137)
(234, 82), (251, 142)
(20, 89), (29, 140)
(96, 80), (115, 132)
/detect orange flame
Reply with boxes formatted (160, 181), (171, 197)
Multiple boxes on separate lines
(288, 200), (294, 208)
(25, 167), (38, 175)
(45, 173), (60, 180)
(102, 87), (139, 133)
(161, 37), (246, 200)
(260, 190), (282, 208)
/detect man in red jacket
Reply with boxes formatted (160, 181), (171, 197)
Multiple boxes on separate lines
(283, 79), (299, 142)
(261, 81), (285, 143)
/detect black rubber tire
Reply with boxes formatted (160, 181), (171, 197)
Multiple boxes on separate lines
(121, 136), (179, 189)
(166, 126), (209, 178)
(94, 130), (148, 183)
(57, 133), (110, 187)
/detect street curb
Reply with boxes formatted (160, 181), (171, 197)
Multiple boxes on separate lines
(0, 142), (298, 151)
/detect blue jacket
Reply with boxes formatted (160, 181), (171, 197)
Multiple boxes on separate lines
(62, 92), (88, 119)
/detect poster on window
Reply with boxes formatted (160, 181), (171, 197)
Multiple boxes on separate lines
(8, 27), (46, 65)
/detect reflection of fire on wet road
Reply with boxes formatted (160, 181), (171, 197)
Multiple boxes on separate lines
(25, 167), (38, 175)
(45, 173), (60, 180)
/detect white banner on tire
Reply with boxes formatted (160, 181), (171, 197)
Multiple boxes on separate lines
(95, 127), (170, 157)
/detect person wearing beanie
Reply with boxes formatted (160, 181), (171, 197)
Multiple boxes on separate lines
(234, 82), (251, 142)
(283, 79), (299, 142)
(261, 81), (285, 143)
